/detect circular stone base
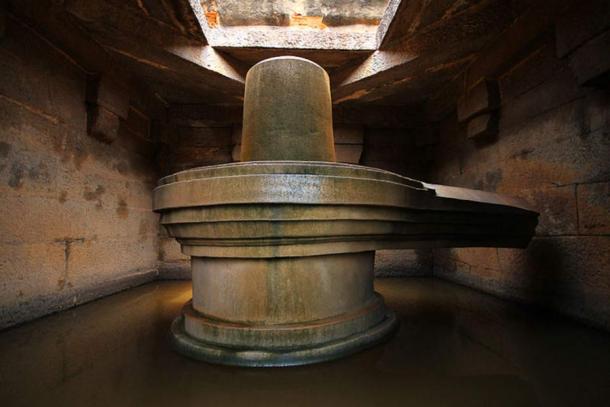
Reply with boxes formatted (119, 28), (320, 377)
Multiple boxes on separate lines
(170, 311), (398, 367)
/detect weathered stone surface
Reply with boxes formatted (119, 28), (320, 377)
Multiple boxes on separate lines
(464, 3), (560, 90)
(578, 182), (610, 234)
(375, 0), (401, 48)
(0, 6), (5, 39)
(334, 125), (364, 163)
(499, 41), (563, 102)
(430, 27), (610, 330)
(168, 104), (242, 127)
(568, 28), (610, 86)
(334, 144), (362, 164)
(86, 105), (121, 144)
(177, 126), (232, 147)
(466, 113), (498, 140)
(86, 74), (131, 119)
(241, 57), (335, 161)
(457, 79), (500, 123)
(122, 107), (151, 142)
(333, 125), (364, 144)
(156, 56), (537, 366)
(0, 15), (159, 329)
(435, 236), (610, 330)
(374, 249), (432, 277)
(555, 0), (610, 58)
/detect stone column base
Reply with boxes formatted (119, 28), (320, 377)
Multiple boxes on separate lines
(170, 310), (397, 367)
(170, 252), (398, 366)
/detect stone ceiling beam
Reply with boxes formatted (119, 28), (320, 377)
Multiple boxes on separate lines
(375, 0), (404, 48)
(188, 0), (376, 51)
(217, 48), (372, 72)
(6, 0), (111, 75)
(332, 0), (521, 106)
(65, 0), (244, 103)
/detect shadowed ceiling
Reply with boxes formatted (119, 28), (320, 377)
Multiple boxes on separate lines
(8, 0), (530, 118)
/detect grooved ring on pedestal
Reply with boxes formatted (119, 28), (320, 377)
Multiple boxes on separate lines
(183, 293), (386, 350)
(170, 310), (398, 367)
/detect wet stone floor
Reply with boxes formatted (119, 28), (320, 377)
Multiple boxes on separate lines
(1, 278), (610, 407)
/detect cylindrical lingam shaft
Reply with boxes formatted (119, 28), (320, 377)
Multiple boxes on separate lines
(241, 56), (336, 162)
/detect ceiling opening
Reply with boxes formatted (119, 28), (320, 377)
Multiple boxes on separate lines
(194, 0), (393, 50)
(200, 0), (389, 30)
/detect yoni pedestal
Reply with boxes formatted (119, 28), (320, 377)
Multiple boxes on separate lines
(154, 56), (537, 367)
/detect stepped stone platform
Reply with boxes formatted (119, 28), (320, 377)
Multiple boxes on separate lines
(153, 56), (538, 366)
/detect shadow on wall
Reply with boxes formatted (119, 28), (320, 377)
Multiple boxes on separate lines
(434, 235), (610, 331)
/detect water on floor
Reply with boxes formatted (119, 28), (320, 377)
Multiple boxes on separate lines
(1, 278), (609, 407)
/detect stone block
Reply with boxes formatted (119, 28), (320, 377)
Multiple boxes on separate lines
(522, 185), (578, 236)
(364, 128), (412, 146)
(583, 89), (610, 134)
(334, 125), (364, 144)
(466, 113), (498, 139)
(0, 242), (67, 328)
(333, 106), (425, 128)
(159, 236), (187, 262)
(457, 79), (500, 122)
(167, 145), (233, 172)
(87, 105), (121, 144)
(568, 29), (610, 87)
(501, 101), (609, 187)
(462, 168), (579, 237)
(0, 146), (59, 196)
(0, 7), (159, 330)
(555, 0), (610, 58)
(122, 107), (150, 141)
(435, 236), (610, 330)
(497, 236), (610, 329)
(0, 6), (5, 39)
(66, 238), (157, 286)
(232, 144), (241, 162)
(499, 42), (563, 102)
(231, 125), (242, 144)
(335, 144), (363, 164)
(168, 104), (242, 127)
(85, 74), (130, 119)
(500, 66), (584, 131)
(176, 126), (232, 147)
(374, 249), (432, 277)
(578, 182), (610, 234)
(465, 6), (556, 89)
(361, 143), (411, 162)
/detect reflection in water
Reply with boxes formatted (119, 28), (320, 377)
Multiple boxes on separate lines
(1, 279), (609, 406)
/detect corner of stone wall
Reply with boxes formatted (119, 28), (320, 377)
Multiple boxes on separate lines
(428, 1), (610, 331)
(374, 249), (433, 277)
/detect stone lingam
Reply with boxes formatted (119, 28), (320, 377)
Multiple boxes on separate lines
(153, 56), (538, 367)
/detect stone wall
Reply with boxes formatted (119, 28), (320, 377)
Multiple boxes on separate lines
(429, 5), (610, 329)
(0, 16), (159, 328)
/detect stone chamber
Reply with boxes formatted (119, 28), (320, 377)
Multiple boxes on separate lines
(0, 0), (609, 404)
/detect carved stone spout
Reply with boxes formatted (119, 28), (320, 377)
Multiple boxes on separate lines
(153, 56), (538, 367)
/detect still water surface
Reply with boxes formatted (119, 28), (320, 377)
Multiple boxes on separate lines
(1, 279), (609, 406)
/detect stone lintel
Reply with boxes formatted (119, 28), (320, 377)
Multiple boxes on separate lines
(568, 29), (610, 87)
(466, 113), (499, 140)
(457, 79), (501, 123)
